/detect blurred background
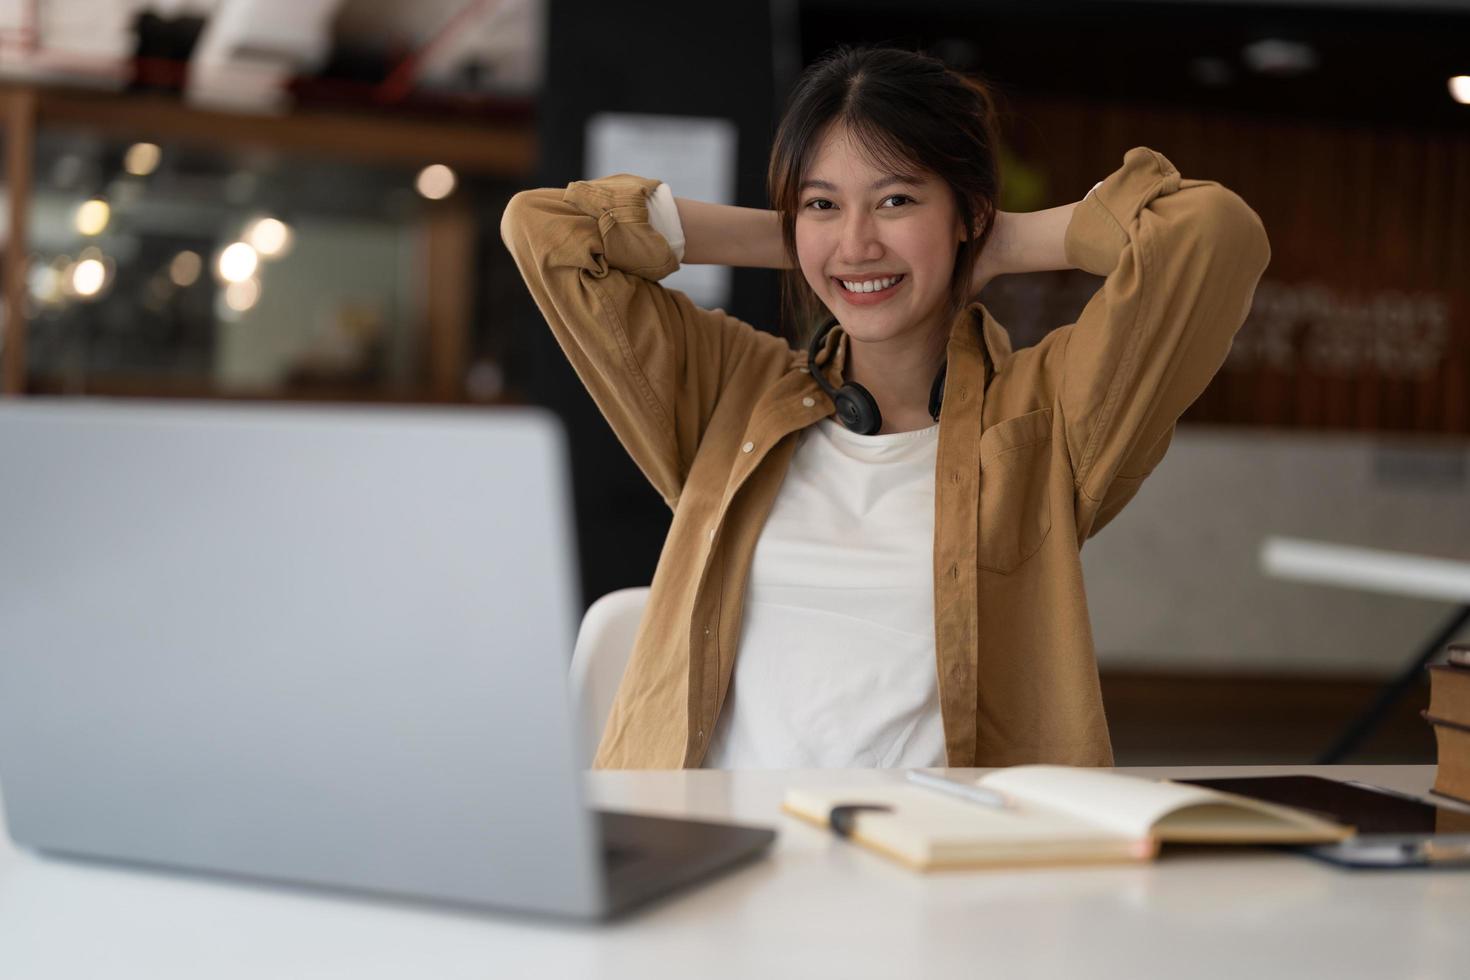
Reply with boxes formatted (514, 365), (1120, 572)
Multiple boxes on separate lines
(0, 0), (1466, 765)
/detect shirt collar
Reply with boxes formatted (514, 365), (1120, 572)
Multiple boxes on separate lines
(807, 301), (1012, 381)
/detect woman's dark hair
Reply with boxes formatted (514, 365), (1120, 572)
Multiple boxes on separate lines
(767, 44), (1003, 344)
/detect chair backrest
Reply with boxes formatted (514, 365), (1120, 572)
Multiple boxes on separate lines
(568, 587), (650, 767)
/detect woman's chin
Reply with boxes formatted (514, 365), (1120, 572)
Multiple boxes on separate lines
(829, 319), (909, 346)
(824, 300), (909, 336)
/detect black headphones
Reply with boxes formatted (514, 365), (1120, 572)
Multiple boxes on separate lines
(807, 316), (947, 436)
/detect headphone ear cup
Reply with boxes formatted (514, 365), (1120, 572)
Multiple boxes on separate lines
(834, 382), (882, 436)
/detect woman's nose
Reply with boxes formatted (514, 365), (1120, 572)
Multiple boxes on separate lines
(837, 212), (883, 263)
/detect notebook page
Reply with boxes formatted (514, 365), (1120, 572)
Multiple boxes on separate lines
(977, 765), (1231, 838)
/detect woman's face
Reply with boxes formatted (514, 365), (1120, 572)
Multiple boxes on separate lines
(794, 123), (967, 347)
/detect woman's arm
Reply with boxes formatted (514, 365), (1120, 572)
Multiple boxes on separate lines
(674, 197), (794, 269)
(673, 192), (1085, 281)
(500, 176), (791, 505)
(1054, 149), (1269, 538)
(970, 200), (1083, 293)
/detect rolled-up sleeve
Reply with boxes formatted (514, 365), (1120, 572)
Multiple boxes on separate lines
(1057, 146), (1271, 537)
(499, 173), (766, 506)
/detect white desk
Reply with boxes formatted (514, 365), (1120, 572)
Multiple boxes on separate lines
(2, 765), (1466, 979)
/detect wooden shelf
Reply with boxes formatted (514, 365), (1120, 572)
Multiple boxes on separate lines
(22, 373), (520, 408)
(0, 82), (531, 399)
(25, 373), (524, 406)
(22, 84), (537, 176)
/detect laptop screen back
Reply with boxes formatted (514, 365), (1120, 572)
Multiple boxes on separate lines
(0, 400), (604, 917)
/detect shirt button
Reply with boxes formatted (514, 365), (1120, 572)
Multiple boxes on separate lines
(802, 396), (815, 408)
(708, 527), (716, 541)
(798, 367), (809, 374)
(742, 441), (754, 453)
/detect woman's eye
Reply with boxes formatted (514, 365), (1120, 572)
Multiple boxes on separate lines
(802, 195), (911, 211)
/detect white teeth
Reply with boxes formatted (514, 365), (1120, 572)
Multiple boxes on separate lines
(839, 274), (902, 293)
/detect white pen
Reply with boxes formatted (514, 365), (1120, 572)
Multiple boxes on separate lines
(906, 770), (1011, 810)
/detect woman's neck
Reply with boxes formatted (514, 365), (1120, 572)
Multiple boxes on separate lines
(844, 319), (949, 435)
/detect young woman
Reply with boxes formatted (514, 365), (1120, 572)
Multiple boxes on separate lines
(500, 45), (1270, 770)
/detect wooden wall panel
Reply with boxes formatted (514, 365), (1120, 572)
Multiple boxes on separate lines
(986, 96), (1469, 434)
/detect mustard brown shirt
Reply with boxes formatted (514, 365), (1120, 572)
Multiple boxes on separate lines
(499, 146), (1271, 769)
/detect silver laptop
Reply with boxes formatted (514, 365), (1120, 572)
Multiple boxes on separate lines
(0, 399), (772, 920)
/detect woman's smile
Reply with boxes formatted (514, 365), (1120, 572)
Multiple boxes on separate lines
(832, 272), (907, 305)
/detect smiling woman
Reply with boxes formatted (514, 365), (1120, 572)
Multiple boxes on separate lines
(767, 47), (1002, 350)
(500, 44), (1270, 771)
(787, 124), (975, 432)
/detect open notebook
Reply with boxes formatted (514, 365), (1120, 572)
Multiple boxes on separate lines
(782, 765), (1354, 871)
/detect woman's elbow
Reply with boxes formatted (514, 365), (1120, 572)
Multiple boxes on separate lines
(499, 188), (567, 258)
(1195, 184), (1272, 275)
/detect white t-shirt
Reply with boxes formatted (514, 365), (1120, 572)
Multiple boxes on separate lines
(646, 183), (946, 769)
(701, 420), (946, 768)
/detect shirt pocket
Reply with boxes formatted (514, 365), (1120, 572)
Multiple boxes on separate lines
(977, 407), (1055, 574)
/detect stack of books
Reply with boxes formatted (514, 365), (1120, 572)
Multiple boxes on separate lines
(1425, 643), (1470, 805)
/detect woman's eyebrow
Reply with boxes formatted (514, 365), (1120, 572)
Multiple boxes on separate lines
(798, 174), (922, 193)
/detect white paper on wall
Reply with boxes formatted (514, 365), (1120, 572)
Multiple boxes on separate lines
(585, 113), (739, 311)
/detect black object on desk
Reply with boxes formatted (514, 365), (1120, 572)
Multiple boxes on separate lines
(1179, 774), (1470, 868)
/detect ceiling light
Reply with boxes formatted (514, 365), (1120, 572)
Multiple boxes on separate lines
(1241, 38), (1319, 76)
(1450, 76), (1470, 105)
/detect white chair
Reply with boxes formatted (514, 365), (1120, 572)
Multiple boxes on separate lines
(569, 587), (650, 767)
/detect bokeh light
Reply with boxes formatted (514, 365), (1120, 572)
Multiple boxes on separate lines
(70, 257), (107, 297)
(415, 164), (456, 200)
(169, 250), (202, 287)
(245, 217), (293, 258)
(224, 277), (261, 312)
(216, 242), (259, 283)
(74, 198), (110, 236)
(124, 142), (161, 176)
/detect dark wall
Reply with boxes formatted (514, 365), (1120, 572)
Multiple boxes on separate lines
(512, 0), (784, 610)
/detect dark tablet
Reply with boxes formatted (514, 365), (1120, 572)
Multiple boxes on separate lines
(1178, 775), (1470, 868)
